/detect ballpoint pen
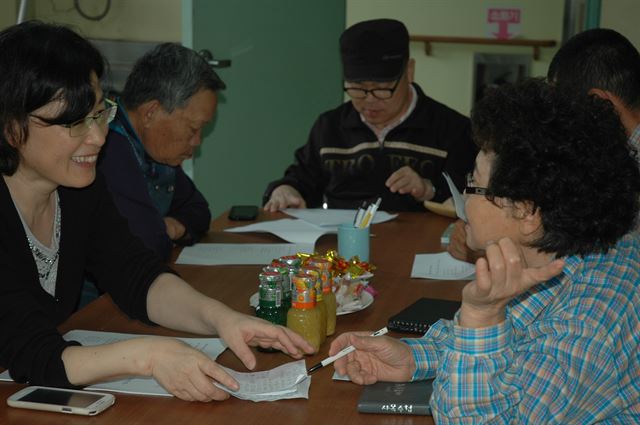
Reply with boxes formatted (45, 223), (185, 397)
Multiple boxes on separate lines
(306, 327), (388, 374)
(359, 197), (381, 229)
(354, 201), (367, 227)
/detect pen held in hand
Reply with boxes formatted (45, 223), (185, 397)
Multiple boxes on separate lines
(306, 327), (388, 374)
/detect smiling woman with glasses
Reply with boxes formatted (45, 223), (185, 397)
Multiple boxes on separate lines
(0, 21), (313, 402)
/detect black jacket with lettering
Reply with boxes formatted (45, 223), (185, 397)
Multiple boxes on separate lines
(264, 83), (477, 212)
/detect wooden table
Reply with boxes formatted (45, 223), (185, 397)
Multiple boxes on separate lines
(1, 211), (465, 425)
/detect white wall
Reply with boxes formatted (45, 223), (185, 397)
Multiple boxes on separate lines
(601, 0), (640, 50)
(28, 0), (181, 42)
(346, 0), (564, 115)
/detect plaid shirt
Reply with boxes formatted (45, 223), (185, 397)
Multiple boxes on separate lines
(405, 234), (640, 424)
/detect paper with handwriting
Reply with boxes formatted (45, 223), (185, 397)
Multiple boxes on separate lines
(215, 360), (310, 402)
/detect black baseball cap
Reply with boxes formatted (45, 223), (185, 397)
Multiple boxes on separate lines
(340, 19), (409, 82)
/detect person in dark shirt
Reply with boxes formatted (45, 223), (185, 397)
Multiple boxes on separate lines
(0, 21), (313, 402)
(264, 19), (477, 212)
(99, 43), (220, 261)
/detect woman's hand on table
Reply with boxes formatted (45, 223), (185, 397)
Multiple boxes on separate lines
(459, 237), (564, 328)
(329, 332), (416, 385)
(146, 338), (238, 402)
(214, 309), (316, 370)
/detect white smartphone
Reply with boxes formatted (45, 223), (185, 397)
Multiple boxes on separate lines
(7, 386), (115, 416)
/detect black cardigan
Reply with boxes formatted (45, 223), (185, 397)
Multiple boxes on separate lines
(0, 173), (171, 386)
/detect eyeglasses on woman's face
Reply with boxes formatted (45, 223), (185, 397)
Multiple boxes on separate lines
(463, 172), (488, 196)
(30, 98), (117, 137)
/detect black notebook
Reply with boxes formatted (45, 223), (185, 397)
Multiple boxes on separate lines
(387, 297), (461, 334)
(358, 379), (433, 415)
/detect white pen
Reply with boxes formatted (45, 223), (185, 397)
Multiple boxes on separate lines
(306, 327), (388, 374)
(360, 197), (382, 229)
(354, 208), (365, 227)
(367, 197), (382, 228)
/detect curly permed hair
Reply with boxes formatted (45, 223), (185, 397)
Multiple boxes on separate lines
(471, 78), (640, 257)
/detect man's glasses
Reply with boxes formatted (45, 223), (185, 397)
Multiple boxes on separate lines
(463, 172), (488, 196)
(31, 98), (118, 137)
(343, 75), (401, 100)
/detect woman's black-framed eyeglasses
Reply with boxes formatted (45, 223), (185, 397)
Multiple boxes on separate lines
(463, 172), (488, 196)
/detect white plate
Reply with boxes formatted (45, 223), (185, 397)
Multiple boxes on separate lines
(249, 290), (374, 316)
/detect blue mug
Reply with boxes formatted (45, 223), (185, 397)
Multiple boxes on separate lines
(338, 223), (370, 262)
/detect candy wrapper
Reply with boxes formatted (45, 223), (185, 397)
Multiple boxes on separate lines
(295, 250), (376, 313)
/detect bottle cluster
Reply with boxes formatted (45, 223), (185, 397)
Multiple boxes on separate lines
(256, 255), (338, 353)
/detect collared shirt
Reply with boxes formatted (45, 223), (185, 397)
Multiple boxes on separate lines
(404, 234), (640, 424)
(361, 85), (418, 143)
(109, 100), (176, 216)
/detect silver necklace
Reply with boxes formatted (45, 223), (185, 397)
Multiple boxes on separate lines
(26, 195), (61, 282)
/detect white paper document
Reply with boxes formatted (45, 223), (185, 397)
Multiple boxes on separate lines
(176, 242), (314, 265)
(215, 360), (310, 402)
(225, 218), (331, 245)
(442, 172), (467, 221)
(283, 208), (398, 228)
(0, 330), (227, 397)
(411, 252), (476, 280)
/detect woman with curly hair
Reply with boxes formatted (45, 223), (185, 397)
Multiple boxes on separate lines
(330, 78), (640, 423)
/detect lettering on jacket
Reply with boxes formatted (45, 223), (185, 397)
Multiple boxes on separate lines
(320, 141), (447, 177)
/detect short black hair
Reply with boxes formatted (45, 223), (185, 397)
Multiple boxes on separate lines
(121, 43), (225, 112)
(472, 78), (640, 257)
(0, 21), (105, 175)
(548, 28), (640, 110)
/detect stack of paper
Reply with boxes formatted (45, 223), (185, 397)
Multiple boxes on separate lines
(411, 252), (476, 280)
(176, 242), (314, 265)
(225, 209), (398, 245)
(215, 360), (310, 402)
(283, 208), (397, 229)
(225, 218), (330, 245)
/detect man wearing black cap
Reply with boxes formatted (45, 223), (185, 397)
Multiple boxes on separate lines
(264, 18), (477, 212)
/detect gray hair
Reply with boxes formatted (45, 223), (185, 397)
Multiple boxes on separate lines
(121, 43), (225, 112)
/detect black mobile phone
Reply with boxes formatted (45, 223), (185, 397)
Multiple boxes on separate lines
(228, 205), (258, 221)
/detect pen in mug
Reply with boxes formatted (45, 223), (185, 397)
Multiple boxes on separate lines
(307, 327), (388, 374)
(368, 197), (382, 225)
(353, 201), (367, 227)
(359, 197), (382, 229)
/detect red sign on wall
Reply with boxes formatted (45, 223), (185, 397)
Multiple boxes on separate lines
(487, 8), (521, 39)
